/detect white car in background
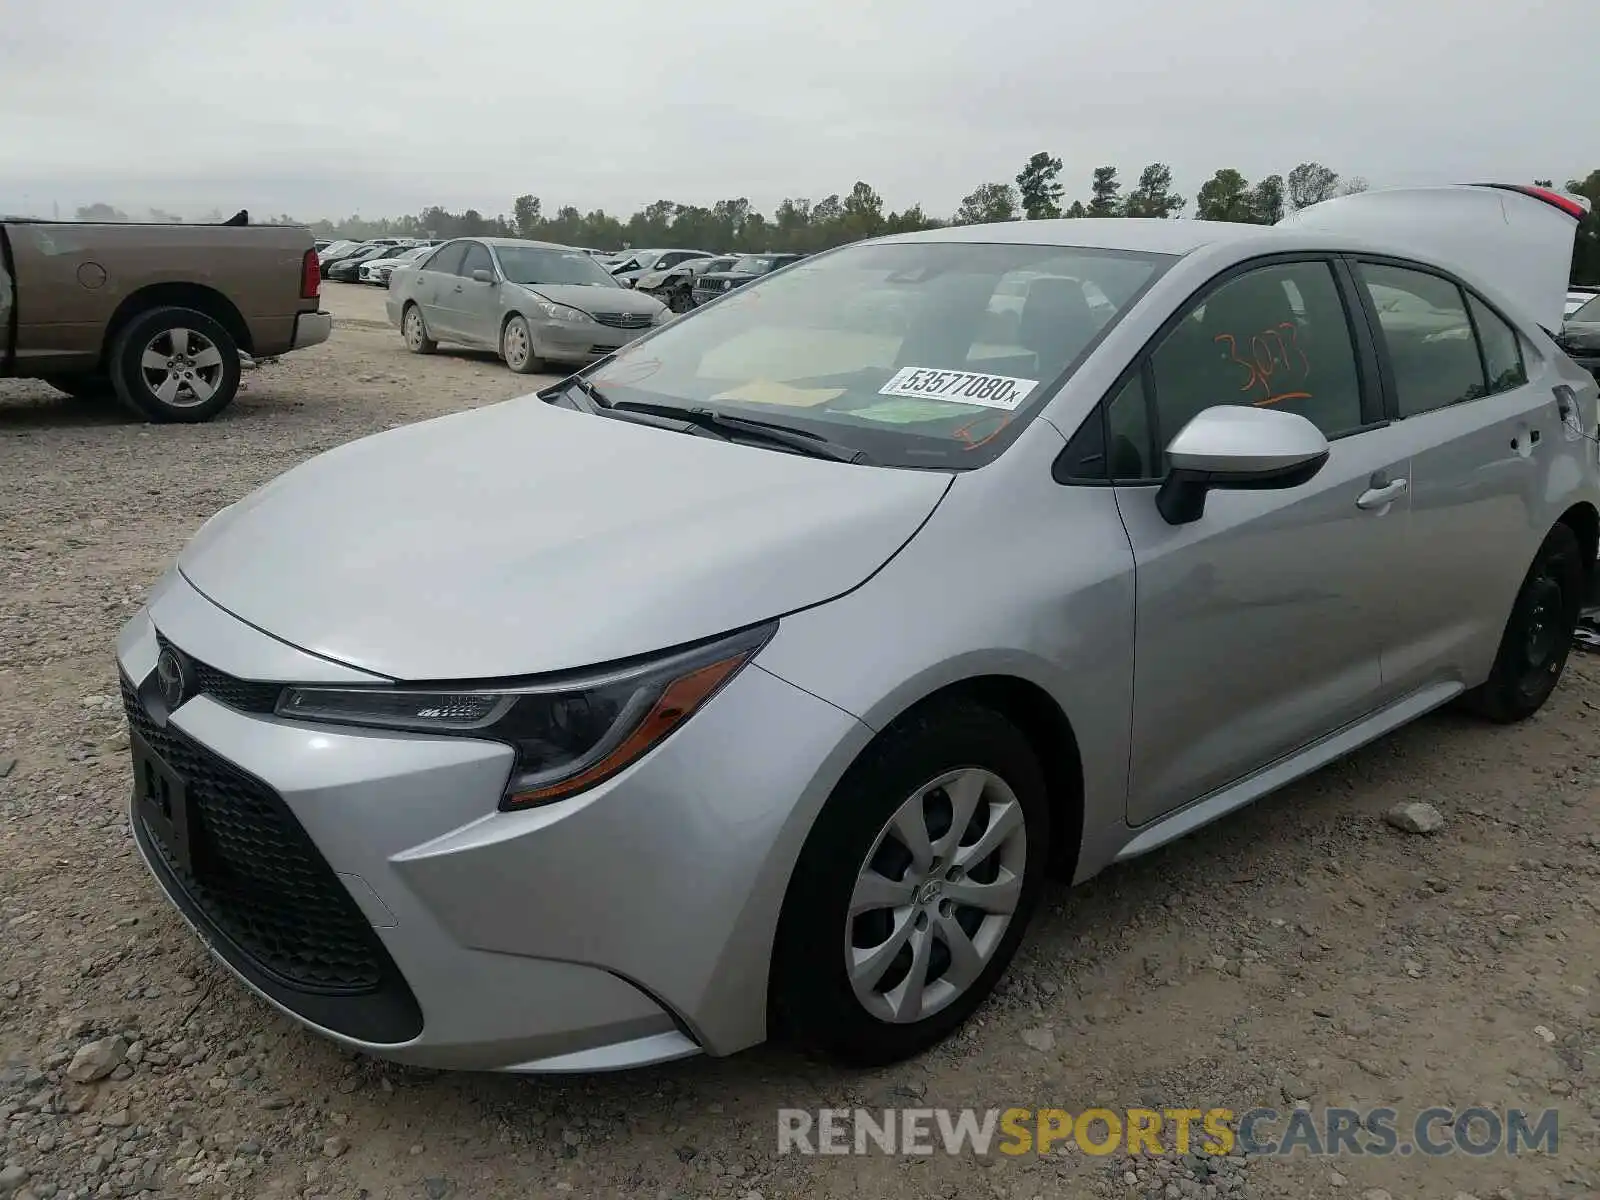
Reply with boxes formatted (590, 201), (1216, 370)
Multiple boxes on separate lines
(360, 246), (436, 287)
(1569, 287), (1600, 318)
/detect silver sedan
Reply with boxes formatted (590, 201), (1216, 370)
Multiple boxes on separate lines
(385, 237), (668, 374)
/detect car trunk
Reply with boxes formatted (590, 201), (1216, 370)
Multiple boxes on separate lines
(1277, 183), (1590, 333)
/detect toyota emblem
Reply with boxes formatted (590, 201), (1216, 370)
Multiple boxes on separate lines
(154, 647), (190, 710)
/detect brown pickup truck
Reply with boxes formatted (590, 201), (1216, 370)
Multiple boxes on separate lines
(0, 216), (331, 422)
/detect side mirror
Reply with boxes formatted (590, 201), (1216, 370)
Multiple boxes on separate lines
(471, 269), (494, 284)
(1156, 406), (1329, 526)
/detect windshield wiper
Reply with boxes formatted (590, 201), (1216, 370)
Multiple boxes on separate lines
(605, 399), (869, 464)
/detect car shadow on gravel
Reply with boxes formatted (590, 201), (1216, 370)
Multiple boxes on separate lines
(0, 390), (138, 429)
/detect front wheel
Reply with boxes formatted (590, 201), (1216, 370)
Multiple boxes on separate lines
(500, 315), (544, 374)
(1464, 522), (1585, 722)
(108, 306), (241, 423)
(770, 701), (1050, 1065)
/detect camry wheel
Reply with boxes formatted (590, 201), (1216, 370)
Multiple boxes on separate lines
(402, 304), (436, 354)
(501, 315), (544, 374)
(1464, 522), (1585, 722)
(108, 306), (240, 423)
(771, 700), (1049, 1065)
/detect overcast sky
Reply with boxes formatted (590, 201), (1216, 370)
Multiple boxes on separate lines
(1, 0), (1590, 223)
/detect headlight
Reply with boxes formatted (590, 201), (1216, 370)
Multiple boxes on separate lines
(536, 300), (591, 323)
(274, 622), (775, 810)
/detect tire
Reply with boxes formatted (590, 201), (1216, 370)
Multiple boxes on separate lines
(402, 304), (437, 355)
(108, 306), (241, 423)
(666, 288), (690, 314)
(500, 314), (544, 374)
(1463, 522), (1585, 723)
(43, 375), (115, 400)
(770, 700), (1051, 1066)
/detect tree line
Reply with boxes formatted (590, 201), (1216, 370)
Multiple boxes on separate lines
(65, 161), (1600, 282)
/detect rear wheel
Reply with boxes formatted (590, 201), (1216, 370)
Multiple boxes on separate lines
(666, 288), (691, 313)
(770, 701), (1050, 1065)
(108, 306), (240, 423)
(500, 315), (544, 374)
(402, 304), (437, 354)
(1464, 523), (1585, 722)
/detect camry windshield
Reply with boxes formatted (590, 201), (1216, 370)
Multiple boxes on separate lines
(496, 247), (620, 287)
(589, 241), (1172, 468)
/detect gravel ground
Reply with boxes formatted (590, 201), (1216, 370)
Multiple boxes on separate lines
(1, 285), (1598, 1199)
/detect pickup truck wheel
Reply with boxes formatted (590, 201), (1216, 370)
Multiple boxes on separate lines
(44, 375), (116, 400)
(402, 305), (437, 354)
(109, 307), (240, 423)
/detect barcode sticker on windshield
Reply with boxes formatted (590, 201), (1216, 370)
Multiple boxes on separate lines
(878, 367), (1038, 411)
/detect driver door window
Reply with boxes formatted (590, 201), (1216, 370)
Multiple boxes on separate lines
(1148, 261), (1366, 471)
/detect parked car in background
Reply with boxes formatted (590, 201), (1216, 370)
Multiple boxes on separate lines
(1569, 286), (1600, 318)
(635, 255), (737, 311)
(387, 237), (667, 373)
(359, 245), (435, 287)
(317, 240), (362, 272)
(609, 248), (715, 286)
(0, 215), (329, 421)
(691, 252), (805, 305)
(327, 243), (402, 283)
(116, 183), (1597, 1075)
(1560, 290), (1600, 378)
(314, 239), (333, 252)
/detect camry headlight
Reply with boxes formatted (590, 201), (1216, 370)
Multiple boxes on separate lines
(536, 300), (591, 323)
(274, 622), (774, 810)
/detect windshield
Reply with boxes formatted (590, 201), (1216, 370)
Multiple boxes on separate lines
(1574, 294), (1600, 323)
(496, 246), (621, 288)
(589, 240), (1171, 469)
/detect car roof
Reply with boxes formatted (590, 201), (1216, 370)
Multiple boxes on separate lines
(470, 237), (601, 251)
(880, 217), (1256, 255)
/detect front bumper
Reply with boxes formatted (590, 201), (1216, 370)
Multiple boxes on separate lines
(116, 571), (868, 1071)
(290, 311), (332, 351)
(531, 316), (655, 364)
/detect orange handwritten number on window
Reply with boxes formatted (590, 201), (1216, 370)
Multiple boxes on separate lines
(1215, 334), (1257, 395)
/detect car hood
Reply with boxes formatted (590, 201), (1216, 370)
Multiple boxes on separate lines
(178, 398), (950, 680)
(516, 281), (662, 315)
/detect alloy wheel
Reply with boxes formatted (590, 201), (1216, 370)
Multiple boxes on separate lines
(138, 327), (224, 408)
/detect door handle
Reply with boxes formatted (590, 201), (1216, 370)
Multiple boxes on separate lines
(1356, 478), (1408, 510)
(453, 285), (464, 293)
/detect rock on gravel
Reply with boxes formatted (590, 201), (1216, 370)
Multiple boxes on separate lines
(1384, 800), (1445, 834)
(64, 1035), (126, 1082)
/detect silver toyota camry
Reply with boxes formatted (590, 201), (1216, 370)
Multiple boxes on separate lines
(385, 237), (668, 374)
(120, 184), (1599, 1073)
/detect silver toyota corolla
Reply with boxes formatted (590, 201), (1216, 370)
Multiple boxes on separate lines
(120, 184), (1599, 1073)
(385, 237), (668, 374)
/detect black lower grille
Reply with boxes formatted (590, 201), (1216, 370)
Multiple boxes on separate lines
(123, 674), (422, 1042)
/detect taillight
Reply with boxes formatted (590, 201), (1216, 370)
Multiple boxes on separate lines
(300, 248), (320, 300)
(1472, 183), (1591, 221)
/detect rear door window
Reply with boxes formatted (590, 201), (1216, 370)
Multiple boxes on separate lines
(1356, 263), (1485, 416)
